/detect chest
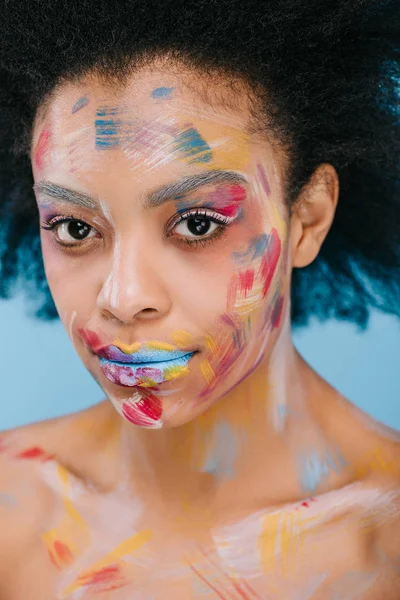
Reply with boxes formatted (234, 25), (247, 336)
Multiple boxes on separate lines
(7, 492), (400, 600)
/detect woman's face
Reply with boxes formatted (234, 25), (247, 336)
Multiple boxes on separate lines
(31, 68), (292, 428)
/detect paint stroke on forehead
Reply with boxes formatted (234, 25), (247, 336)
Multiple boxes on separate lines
(34, 128), (52, 171)
(95, 106), (123, 149)
(173, 126), (213, 164)
(151, 86), (174, 99)
(72, 95), (89, 114)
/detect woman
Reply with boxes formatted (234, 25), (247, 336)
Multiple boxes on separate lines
(0, 0), (399, 597)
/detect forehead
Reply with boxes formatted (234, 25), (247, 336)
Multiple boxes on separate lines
(32, 70), (252, 160)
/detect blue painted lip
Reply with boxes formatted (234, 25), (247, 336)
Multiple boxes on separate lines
(98, 345), (195, 364)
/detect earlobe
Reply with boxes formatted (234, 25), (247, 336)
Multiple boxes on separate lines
(290, 163), (339, 269)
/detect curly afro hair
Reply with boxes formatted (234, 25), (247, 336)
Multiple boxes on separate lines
(0, 0), (399, 328)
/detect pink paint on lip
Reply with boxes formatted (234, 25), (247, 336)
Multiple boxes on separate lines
(100, 360), (166, 388)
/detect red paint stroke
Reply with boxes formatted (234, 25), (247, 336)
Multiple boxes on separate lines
(238, 269), (255, 297)
(199, 546), (262, 600)
(78, 563), (127, 593)
(135, 367), (163, 383)
(16, 446), (54, 462)
(259, 228), (281, 298)
(188, 562), (227, 600)
(122, 394), (162, 426)
(296, 497), (317, 510)
(34, 128), (51, 171)
(49, 540), (74, 569)
(207, 184), (247, 218)
(78, 328), (103, 351)
(271, 295), (284, 329)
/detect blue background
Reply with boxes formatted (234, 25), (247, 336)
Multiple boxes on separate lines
(0, 292), (399, 431)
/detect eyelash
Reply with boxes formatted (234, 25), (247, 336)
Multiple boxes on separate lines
(40, 208), (236, 250)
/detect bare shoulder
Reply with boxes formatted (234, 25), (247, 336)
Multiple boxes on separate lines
(0, 404), (109, 574)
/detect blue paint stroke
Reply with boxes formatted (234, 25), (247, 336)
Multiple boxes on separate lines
(299, 447), (348, 493)
(95, 107), (123, 149)
(151, 87), (175, 99)
(0, 492), (16, 507)
(72, 95), (89, 114)
(233, 233), (270, 263)
(202, 421), (240, 480)
(175, 127), (213, 164)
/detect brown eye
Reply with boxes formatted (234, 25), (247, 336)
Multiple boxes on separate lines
(55, 220), (96, 243)
(41, 217), (99, 246)
(174, 216), (218, 237)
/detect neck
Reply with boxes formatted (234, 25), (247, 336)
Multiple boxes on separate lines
(110, 323), (341, 523)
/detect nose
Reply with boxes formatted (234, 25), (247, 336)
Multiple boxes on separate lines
(96, 236), (172, 325)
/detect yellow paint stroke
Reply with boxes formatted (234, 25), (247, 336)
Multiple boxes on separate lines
(186, 118), (251, 172)
(172, 329), (193, 349)
(205, 334), (219, 355)
(164, 364), (189, 381)
(200, 359), (215, 385)
(258, 508), (322, 578)
(137, 377), (158, 388)
(145, 340), (176, 351)
(60, 529), (152, 597)
(271, 202), (288, 239)
(41, 464), (90, 565)
(352, 443), (400, 480)
(113, 339), (141, 354)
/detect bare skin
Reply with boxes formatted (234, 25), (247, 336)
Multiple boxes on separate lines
(0, 358), (399, 599)
(0, 62), (399, 598)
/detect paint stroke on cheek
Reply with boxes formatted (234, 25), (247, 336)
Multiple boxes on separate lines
(72, 95), (89, 114)
(227, 229), (281, 314)
(259, 228), (281, 298)
(151, 86), (175, 99)
(271, 294), (284, 329)
(233, 234), (270, 263)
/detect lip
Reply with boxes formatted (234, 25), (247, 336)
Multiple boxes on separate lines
(98, 352), (195, 388)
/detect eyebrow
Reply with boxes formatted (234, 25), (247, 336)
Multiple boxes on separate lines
(33, 181), (97, 210)
(146, 170), (247, 208)
(33, 170), (247, 211)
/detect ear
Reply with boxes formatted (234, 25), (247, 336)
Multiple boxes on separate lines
(290, 163), (339, 268)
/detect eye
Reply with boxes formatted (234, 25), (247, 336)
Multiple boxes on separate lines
(174, 214), (220, 238)
(41, 217), (99, 246)
(168, 208), (234, 241)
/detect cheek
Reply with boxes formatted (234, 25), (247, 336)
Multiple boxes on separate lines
(39, 238), (96, 321)
(226, 228), (286, 324)
(172, 247), (236, 326)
